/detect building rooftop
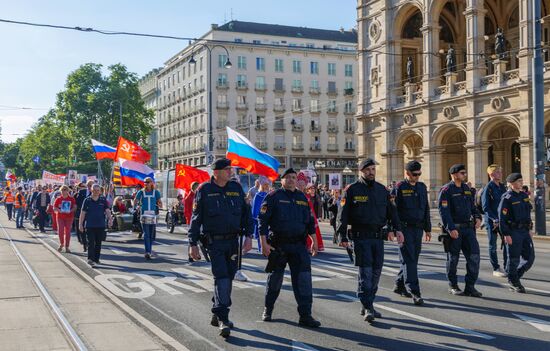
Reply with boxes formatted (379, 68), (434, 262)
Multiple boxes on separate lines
(215, 21), (357, 43)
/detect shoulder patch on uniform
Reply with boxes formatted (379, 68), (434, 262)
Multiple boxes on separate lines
(260, 204), (267, 214)
(441, 200), (448, 208)
(504, 193), (512, 199)
(340, 197), (346, 206)
(502, 208), (508, 215)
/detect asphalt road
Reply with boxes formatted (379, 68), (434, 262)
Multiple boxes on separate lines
(14, 218), (550, 351)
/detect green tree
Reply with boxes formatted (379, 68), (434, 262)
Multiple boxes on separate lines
(2, 63), (154, 179)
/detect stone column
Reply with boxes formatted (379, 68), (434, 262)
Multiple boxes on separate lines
(405, 82), (415, 106)
(493, 59), (509, 85)
(464, 0), (487, 92)
(446, 72), (458, 94)
(517, 0), (531, 80)
(421, 24), (441, 99)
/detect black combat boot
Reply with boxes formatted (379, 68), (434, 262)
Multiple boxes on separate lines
(464, 286), (483, 298)
(412, 293), (424, 306)
(262, 307), (272, 321)
(299, 315), (321, 328)
(393, 284), (412, 298)
(210, 314), (234, 328)
(449, 285), (464, 296)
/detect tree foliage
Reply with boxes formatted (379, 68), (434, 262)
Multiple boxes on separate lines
(0, 63), (154, 179)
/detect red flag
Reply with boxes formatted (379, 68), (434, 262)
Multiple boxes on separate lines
(114, 136), (151, 163)
(174, 164), (210, 191)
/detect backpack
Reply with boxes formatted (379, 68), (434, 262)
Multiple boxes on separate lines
(475, 184), (492, 215)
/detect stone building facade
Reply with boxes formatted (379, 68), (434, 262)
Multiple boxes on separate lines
(357, 0), (550, 199)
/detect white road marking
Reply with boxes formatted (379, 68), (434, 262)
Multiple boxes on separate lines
(514, 314), (550, 332)
(292, 340), (320, 351)
(336, 294), (495, 340)
(105, 246), (127, 255)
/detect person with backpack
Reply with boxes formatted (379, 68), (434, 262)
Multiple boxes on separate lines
(480, 164), (508, 277)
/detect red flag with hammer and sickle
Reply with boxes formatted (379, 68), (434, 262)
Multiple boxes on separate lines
(174, 164), (210, 191)
(114, 136), (151, 163)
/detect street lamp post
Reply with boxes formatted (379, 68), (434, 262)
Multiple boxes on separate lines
(108, 100), (123, 137)
(188, 43), (232, 165)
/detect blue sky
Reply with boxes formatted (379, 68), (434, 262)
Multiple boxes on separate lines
(0, 0), (356, 143)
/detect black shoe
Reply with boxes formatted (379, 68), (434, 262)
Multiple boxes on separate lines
(509, 283), (526, 293)
(364, 309), (376, 323)
(210, 314), (234, 328)
(449, 285), (464, 296)
(360, 307), (381, 318)
(218, 321), (231, 338)
(83, 245), (87, 252)
(393, 284), (412, 298)
(360, 307), (365, 316)
(464, 287), (483, 298)
(412, 294), (424, 306)
(262, 307), (272, 322)
(299, 315), (321, 328)
(188, 257), (194, 263)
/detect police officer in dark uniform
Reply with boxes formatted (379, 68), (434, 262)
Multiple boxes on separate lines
(258, 168), (321, 328)
(481, 164), (508, 277)
(188, 158), (252, 338)
(498, 173), (536, 293)
(337, 158), (403, 323)
(438, 164), (482, 297)
(390, 160), (431, 305)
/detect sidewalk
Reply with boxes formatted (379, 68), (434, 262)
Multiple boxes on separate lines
(0, 216), (183, 351)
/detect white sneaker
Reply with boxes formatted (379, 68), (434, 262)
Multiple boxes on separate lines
(234, 270), (249, 282)
(493, 268), (507, 277)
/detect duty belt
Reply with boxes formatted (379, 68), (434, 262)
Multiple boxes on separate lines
(208, 233), (239, 240)
(351, 231), (385, 240)
(270, 233), (306, 245)
(401, 221), (424, 229)
(454, 222), (474, 229)
(508, 222), (532, 230)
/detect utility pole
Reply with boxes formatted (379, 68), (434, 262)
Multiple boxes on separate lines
(532, 0), (546, 235)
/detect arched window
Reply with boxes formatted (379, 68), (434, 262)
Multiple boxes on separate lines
(511, 142), (521, 173)
(402, 10), (423, 39)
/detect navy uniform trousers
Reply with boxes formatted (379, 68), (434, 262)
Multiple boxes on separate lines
(209, 238), (239, 322)
(355, 238), (384, 309)
(446, 228), (480, 288)
(396, 227), (423, 294)
(506, 230), (535, 285)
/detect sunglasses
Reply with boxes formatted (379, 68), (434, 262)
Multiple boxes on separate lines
(411, 172), (422, 177)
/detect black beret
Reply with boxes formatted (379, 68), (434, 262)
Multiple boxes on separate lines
(212, 158), (232, 170)
(449, 164), (466, 174)
(506, 173), (522, 183)
(359, 158), (376, 171)
(406, 160), (421, 172)
(281, 167), (297, 179)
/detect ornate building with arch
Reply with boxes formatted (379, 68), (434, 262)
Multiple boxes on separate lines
(357, 0), (550, 199)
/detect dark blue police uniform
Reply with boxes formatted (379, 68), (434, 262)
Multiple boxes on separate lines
(438, 181), (481, 294)
(337, 176), (401, 316)
(188, 177), (252, 325)
(391, 179), (431, 297)
(481, 180), (508, 271)
(498, 189), (535, 289)
(258, 187), (317, 322)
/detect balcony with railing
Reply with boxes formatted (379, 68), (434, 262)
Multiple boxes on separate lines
(292, 105), (303, 113)
(274, 104), (286, 112)
(291, 123), (304, 132)
(217, 120), (228, 129)
(327, 107), (338, 115)
(273, 86), (286, 94)
(236, 103), (248, 110)
(274, 142), (286, 150)
(255, 123), (267, 131)
(327, 89), (338, 97)
(255, 103), (267, 111)
(309, 87), (321, 95)
(327, 144), (339, 151)
(257, 141), (268, 150)
(255, 83), (267, 92)
(216, 141), (228, 150)
(344, 126), (355, 133)
(327, 124), (339, 133)
(310, 106), (321, 114)
(345, 144), (356, 151)
(217, 81), (229, 89)
(236, 121), (248, 130)
(273, 120), (286, 131)
(291, 86), (304, 94)
(310, 143), (321, 151)
(310, 124), (321, 132)
(236, 82), (248, 90)
(292, 143), (304, 150)
(216, 101), (229, 110)
(344, 88), (354, 96)
(344, 107), (356, 115)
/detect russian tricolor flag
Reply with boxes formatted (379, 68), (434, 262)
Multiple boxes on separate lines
(91, 139), (116, 160)
(226, 127), (280, 181)
(118, 158), (155, 186)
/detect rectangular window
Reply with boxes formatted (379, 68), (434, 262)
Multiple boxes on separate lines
(328, 100), (337, 112)
(292, 79), (302, 89)
(328, 63), (336, 75)
(292, 60), (302, 73)
(328, 81), (337, 93)
(236, 74), (247, 87)
(310, 61), (319, 74)
(256, 57), (265, 71)
(238, 56), (247, 70)
(253, 40), (261, 44)
(200, 57), (203, 71)
(275, 58), (284, 72)
(218, 54), (228, 68)
(292, 98), (302, 110)
(345, 81), (353, 90)
(345, 64), (353, 77)
(274, 78), (284, 91)
(310, 99), (319, 112)
(311, 80), (319, 89)
(255, 76), (266, 89)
